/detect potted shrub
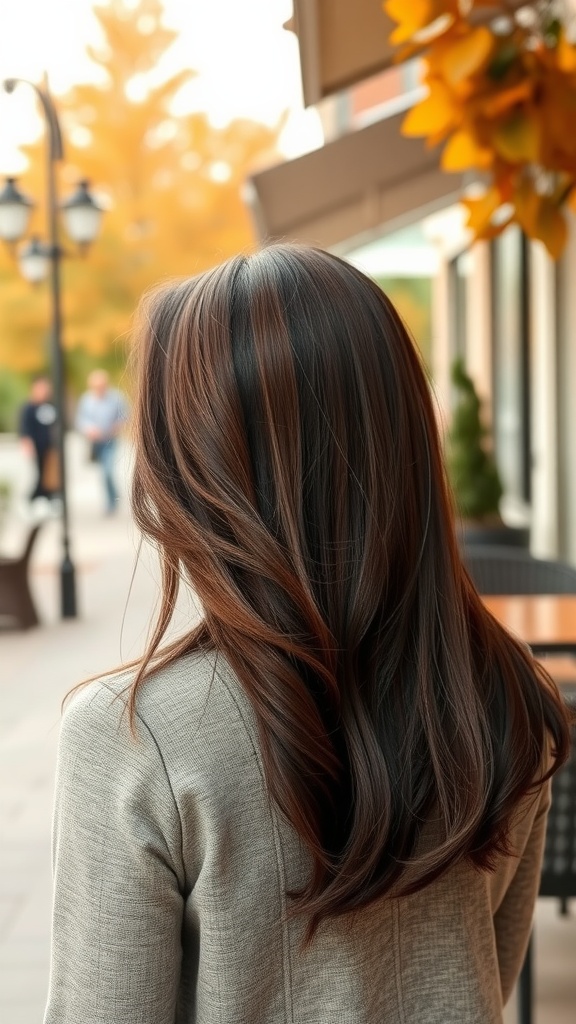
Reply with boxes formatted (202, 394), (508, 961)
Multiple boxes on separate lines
(446, 358), (529, 548)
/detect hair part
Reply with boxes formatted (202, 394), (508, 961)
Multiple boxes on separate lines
(129, 243), (571, 936)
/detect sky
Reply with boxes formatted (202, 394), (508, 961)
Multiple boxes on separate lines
(0, 0), (323, 172)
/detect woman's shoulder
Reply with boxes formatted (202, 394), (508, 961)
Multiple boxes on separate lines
(62, 650), (257, 767)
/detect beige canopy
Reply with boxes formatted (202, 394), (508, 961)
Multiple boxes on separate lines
(290, 0), (397, 106)
(290, 0), (525, 106)
(248, 108), (467, 249)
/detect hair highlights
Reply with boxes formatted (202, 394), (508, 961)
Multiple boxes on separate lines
(130, 244), (571, 934)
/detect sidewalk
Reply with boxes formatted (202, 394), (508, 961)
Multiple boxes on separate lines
(0, 436), (195, 1022)
(0, 528), (161, 1023)
(1, 437), (575, 1023)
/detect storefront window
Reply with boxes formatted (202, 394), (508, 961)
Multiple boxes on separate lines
(448, 250), (471, 360)
(375, 276), (432, 365)
(345, 224), (436, 368)
(491, 227), (531, 506)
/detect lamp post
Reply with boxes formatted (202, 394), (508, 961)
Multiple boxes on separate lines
(0, 78), (103, 618)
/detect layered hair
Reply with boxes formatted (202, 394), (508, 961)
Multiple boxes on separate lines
(130, 243), (570, 932)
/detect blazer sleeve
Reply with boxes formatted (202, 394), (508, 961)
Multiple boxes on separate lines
(44, 682), (186, 1024)
(493, 779), (551, 1004)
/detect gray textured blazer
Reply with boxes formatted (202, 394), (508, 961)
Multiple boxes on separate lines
(44, 651), (550, 1024)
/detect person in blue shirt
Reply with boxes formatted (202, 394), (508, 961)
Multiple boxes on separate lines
(75, 370), (129, 514)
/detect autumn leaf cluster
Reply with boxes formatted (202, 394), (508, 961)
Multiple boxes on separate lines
(0, 0), (279, 377)
(384, 0), (576, 258)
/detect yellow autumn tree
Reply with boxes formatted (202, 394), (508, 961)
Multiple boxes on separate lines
(0, 0), (279, 381)
(384, 0), (576, 258)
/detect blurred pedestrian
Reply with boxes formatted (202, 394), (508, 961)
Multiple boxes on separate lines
(75, 370), (128, 515)
(18, 376), (59, 504)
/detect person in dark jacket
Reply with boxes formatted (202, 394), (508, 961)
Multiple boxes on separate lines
(18, 376), (59, 502)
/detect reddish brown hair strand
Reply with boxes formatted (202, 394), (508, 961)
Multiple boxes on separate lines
(129, 243), (571, 935)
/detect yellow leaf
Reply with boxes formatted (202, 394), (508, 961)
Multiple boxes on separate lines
(493, 111), (540, 163)
(439, 26), (493, 86)
(384, 0), (432, 44)
(384, 0), (458, 45)
(402, 79), (457, 137)
(481, 80), (534, 119)
(441, 129), (492, 171)
(476, 219), (514, 241)
(461, 187), (501, 234)
(513, 179), (539, 235)
(426, 127), (453, 148)
(532, 198), (568, 259)
(557, 32), (576, 74)
(0, 0), (280, 373)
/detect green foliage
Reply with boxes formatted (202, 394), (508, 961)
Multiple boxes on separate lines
(0, 0), (279, 375)
(447, 357), (503, 521)
(375, 276), (432, 363)
(0, 369), (30, 433)
(65, 343), (131, 398)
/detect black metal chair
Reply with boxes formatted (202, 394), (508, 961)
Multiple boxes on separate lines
(463, 546), (576, 1024)
(517, 688), (576, 1024)
(0, 523), (42, 629)
(463, 544), (576, 596)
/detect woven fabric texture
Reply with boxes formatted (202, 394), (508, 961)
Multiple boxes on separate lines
(44, 653), (550, 1024)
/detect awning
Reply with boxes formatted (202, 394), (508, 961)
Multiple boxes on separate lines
(247, 107), (468, 250)
(290, 0), (397, 106)
(290, 0), (525, 106)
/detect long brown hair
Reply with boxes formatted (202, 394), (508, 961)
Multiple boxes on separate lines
(130, 243), (570, 932)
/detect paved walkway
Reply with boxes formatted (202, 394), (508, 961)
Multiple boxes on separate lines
(0, 530), (161, 1023)
(0, 435), (184, 1022)
(0, 436), (575, 1023)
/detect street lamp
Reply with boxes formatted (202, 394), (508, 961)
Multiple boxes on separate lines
(0, 77), (104, 618)
(18, 236), (51, 284)
(0, 177), (33, 242)
(61, 180), (103, 247)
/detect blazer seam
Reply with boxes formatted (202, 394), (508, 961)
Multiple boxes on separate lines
(392, 900), (406, 1024)
(100, 680), (187, 892)
(214, 657), (295, 1024)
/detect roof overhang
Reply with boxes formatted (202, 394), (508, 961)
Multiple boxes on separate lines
(247, 104), (470, 250)
(291, 0), (397, 106)
(290, 0), (526, 106)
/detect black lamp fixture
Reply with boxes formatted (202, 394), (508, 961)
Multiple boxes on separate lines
(0, 174), (103, 277)
(61, 179), (104, 248)
(0, 177), (34, 243)
(18, 235), (51, 284)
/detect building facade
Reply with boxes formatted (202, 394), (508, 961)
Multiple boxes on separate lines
(248, 1), (576, 563)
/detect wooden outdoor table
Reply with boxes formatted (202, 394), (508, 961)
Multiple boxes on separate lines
(482, 594), (576, 656)
(483, 594), (576, 1024)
